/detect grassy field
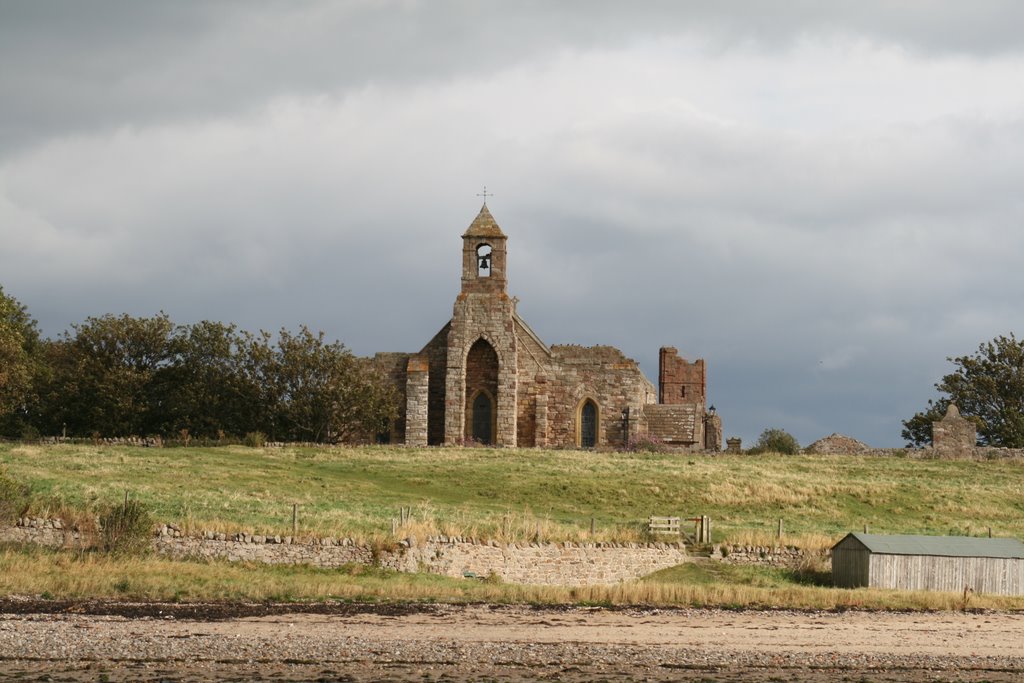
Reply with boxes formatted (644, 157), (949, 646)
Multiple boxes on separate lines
(3, 442), (1024, 548)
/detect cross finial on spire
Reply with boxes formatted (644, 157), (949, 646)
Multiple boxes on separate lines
(476, 186), (493, 206)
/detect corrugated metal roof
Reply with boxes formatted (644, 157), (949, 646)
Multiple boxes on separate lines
(835, 533), (1024, 559)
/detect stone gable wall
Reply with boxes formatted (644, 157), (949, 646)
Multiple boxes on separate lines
(932, 405), (977, 452)
(421, 324), (451, 446)
(371, 352), (411, 444)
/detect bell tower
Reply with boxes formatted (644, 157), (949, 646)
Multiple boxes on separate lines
(444, 202), (518, 446)
(460, 203), (508, 295)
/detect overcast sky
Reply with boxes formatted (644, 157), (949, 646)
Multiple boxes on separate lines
(3, 1), (1024, 447)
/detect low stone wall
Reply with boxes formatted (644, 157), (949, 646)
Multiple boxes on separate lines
(0, 517), (90, 548)
(156, 529), (690, 585)
(713, 544), (828, 568)
(1, 519), (690, 586)
(393, 536), (689, 585)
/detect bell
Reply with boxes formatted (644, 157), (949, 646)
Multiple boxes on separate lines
(478, 255), (491, 270)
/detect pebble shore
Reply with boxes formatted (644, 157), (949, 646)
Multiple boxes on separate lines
(1, 603), (1022, 682)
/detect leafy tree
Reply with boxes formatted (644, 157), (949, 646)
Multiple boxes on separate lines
(748, 428), (800, 455)
(243, 326), (397, 443)
(159, 321), (258, 438)
(902, 334), (1024, 447)
(0, 286), (42, 435)
(36, 313), (175, 436)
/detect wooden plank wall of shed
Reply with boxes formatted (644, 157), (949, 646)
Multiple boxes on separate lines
(832, 547), (870, 588)
(868, 554), (1024, 595)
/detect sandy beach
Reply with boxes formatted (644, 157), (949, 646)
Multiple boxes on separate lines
(0, 601), (1022, 681)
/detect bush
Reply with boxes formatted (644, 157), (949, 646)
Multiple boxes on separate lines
(624, 433), (669, 453)
(749, 428), (800, 455)
(243, 431), (266, 448)
(99, 499), (154, 554)
(0, 471), (30, 523)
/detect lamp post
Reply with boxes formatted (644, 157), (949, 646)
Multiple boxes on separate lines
(621, 407), (631, 447)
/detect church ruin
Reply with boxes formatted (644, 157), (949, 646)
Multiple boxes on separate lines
(374, 204), (722, 449)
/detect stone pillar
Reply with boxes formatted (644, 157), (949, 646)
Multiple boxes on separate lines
(704, 413), (723, 451)
(443, 338), (466, 445)
(532, 389), (548, 448)
(932, 404), (976, 452)
(496, 354), (518, 447)
(404, 356), (429, 447)
(725, 437), (742, 454)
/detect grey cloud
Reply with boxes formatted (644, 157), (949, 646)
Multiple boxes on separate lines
(4, 1), (1024, 154)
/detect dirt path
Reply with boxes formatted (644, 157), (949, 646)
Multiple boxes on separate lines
(1, 603), (1022, 681)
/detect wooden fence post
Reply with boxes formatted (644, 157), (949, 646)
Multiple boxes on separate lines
(292, 504), (298, 535)
(777, 518), (783, 540)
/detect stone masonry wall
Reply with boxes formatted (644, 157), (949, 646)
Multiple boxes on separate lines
(403, 355), (429, 447)
(712, 544), (828, 569)
(0, 517), (90, 548)
(546, 345), (656, 448)
(1, 519), (689, 586)
(394, 537), (689, 585)
(643, 404), (701, 447)
(658, 347), (706, 405)
(932, 404), (977, 452)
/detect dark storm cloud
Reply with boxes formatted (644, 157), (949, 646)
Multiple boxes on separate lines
(3, 1), (1024, 446)
(4, 1), (1024, 154)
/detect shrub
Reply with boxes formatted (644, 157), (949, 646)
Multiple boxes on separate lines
(748, 428), (800, 455)
(99, 499), (154, 554)
(0, 471), (30, 523)
(243, 431), (266, 448)
(624, 433), (670, 453)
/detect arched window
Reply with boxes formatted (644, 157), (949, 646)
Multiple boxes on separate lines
(476, 244), (492, 277)
(578, 399), (598, 448)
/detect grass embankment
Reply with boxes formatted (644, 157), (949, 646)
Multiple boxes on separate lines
(2, 545), (1019, 611)
(3, 443), (1024, 610)
(3, 443), (1023, 546)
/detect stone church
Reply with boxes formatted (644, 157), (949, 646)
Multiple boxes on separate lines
(374, 204), (722, 450)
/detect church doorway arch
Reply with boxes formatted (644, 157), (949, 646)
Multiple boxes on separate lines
(578, 399), (599, 448)
(465, 338), (499, 445)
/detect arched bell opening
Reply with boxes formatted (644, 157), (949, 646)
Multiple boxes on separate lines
(476, 243), (493, 277)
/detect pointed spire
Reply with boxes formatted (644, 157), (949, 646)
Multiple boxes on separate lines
(463, 203), (506, 238)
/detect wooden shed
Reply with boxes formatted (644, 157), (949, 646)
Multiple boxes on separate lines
(832, 533), (1024, 595)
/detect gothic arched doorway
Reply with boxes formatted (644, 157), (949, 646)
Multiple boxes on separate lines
(578, 399), (598, 448)
(465, 338), (499, 445)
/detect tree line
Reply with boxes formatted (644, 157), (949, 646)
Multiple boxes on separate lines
(0, 286), (396, 443)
